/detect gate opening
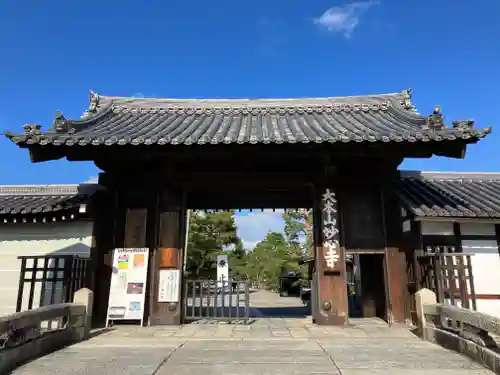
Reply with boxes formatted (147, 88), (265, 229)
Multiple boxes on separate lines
(182, 208), (313, 324)
(347, 253), (387, 320)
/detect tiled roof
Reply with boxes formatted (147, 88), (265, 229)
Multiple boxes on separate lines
(5, 89), (491, 147)
(2, 173), (500, 221)
(397, 171), (500, 218)
(0, 184), (97, 217)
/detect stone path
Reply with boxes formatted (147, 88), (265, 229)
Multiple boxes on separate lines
(248, 289), (309, 318)
(9, 291), (495, 374)
(11, 320), (493, 374)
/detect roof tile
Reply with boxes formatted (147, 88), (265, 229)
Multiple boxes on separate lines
(5, 90), (491, 146)
(397, 171), (500, 218)
(0, 184), (97, 217)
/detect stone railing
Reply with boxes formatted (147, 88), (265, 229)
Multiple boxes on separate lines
(0, 288), (93, 373)
(415, 288), (500, 374)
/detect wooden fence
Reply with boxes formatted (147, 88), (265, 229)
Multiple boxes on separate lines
(407, 252), (477, 323)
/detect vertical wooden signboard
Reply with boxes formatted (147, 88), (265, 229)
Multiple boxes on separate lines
(314, 187), (348, 325)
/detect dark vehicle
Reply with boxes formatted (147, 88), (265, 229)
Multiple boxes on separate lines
(300, 284), (311, 305)
(279, 271), (302, 297)
(231, 281), (239, 292)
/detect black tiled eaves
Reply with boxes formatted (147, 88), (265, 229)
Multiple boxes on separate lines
(0, 184), (96, 217)
(5, 90), (491, 146)
(397, 171), (500, 218)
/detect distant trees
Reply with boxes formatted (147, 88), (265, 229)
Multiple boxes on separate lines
(227, 238), (247, 281)
(245, 232), (302, 290)
(184, 209), (313, 289)
(184, 210), (238, 279)
(282, 209), (313, 256)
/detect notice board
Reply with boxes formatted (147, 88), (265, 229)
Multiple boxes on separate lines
(106, 248), (149, 326)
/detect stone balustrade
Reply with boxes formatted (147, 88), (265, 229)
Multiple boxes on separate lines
(415, 288), (500, 374)
(0, 288), (93, 373)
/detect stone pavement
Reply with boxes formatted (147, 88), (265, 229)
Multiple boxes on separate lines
(10, 318), (494, 374)
(8, 291), (495, 374)
(248, 289), (309, 318)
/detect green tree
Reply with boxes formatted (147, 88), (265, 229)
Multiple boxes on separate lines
(282, 209), (313, 256)
(232, 238), (246, 259)
(185, 210), (239, 278)
(227, 238), (248, 280)
(245, 232), (302, 290)
(282, 209), (314, 283)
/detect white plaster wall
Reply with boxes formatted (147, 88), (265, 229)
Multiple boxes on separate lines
(421, 221), (454, 236)
(459, 223), (500, 318)
(461, 223), (496, 236)
(0, 221), (93, 317)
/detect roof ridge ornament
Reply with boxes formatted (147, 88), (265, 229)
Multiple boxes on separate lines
(452, 120), (474, 131)
(81, 89), (100, 119)
(400, 88), (417, 111)
(89, 89), (100, 112)
(53, 110), (73, 133)
(23, 123), (41, 135)
(423, 105), (445, 130)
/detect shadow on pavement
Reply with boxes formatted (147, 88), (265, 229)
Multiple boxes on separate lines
(249, 306), (310, 318)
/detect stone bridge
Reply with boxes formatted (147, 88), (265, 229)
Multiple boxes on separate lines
(2, 290), (499, 374)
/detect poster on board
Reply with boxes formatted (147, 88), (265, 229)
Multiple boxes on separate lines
(106, 248), (149, 326)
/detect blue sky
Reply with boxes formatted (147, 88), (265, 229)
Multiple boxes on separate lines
(0, 0), (499, 248)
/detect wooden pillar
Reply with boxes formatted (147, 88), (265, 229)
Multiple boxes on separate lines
(121, 207), (148, 324)
(312, 185), (348, 325)
(411, 221), (424, 288)
(124, 209), (148, 248)
(382, 181), (411, 324)
(149, 188), (186, 325)
(85, 173), (119, 327)
(100, 175), (152, 327)
(495, 224), (500, 256)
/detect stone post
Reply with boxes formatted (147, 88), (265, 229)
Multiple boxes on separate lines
(73, 288), (94, 340)
(415, 288), (436, 340)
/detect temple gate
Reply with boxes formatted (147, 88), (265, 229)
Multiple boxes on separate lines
(5, 89), (490, 326)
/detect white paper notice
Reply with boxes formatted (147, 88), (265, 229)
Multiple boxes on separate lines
(158, 269), (180, 303)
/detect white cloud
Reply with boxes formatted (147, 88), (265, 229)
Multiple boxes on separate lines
(234, 210), (285, 250)
(313, 1), (378, 39)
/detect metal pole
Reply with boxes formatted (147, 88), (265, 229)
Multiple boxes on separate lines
(183, 209), (191, 272)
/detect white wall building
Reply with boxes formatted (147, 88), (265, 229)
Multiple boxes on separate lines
(399, 171), (500, 318)
(0, 184), (97, 317)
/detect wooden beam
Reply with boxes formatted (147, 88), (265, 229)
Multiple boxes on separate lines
(27, 145), (66, 163)
(495, 224), (500, 256)
(415, 217), (500, 224)
(68, 141), (445, 165)
(187, 194), (313, 209)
